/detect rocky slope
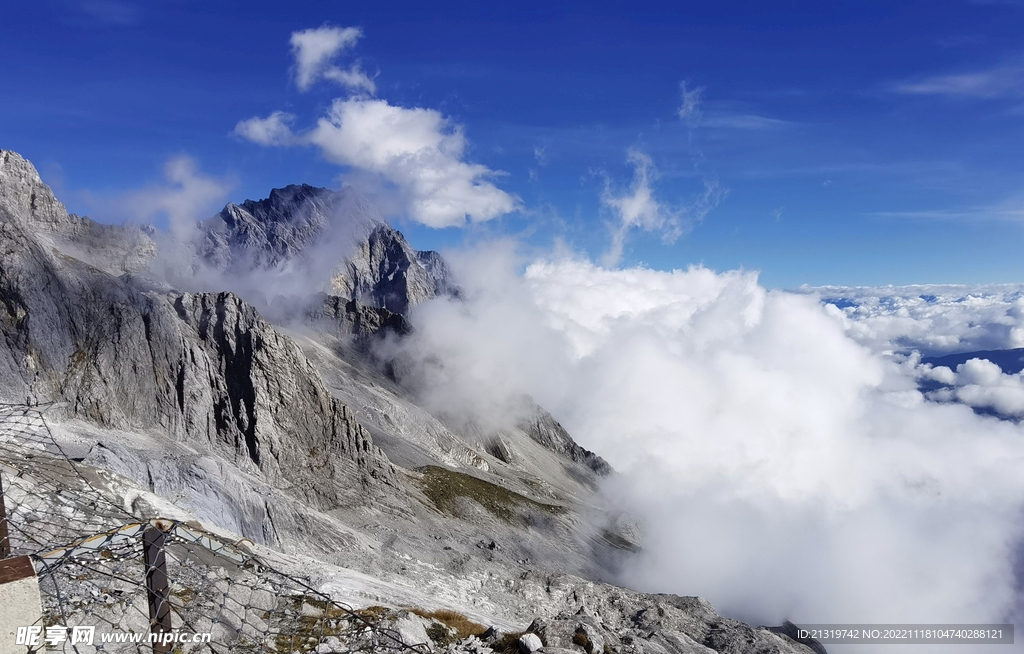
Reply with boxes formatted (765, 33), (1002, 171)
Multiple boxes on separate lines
(0, 149), (823, 654)
(0, 151), (398, 514)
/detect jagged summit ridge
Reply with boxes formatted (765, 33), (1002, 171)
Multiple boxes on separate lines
(0, 149), (74, 232)
(199, 182), (458, 315)
(0, 149), (156, 274)
(200, 184), (382, 270)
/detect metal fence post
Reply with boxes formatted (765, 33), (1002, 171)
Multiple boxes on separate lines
(143, 522), (173, 654)
(0, 472), (9, 559)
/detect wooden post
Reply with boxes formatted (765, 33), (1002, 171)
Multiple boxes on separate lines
(0, 473), (10, 559)
(143, 524), (173, 654)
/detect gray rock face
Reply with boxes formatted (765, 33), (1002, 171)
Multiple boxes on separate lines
(200, 184), (381, 271)
(518, 576), (821, 654)
(518, 407), (611, 477)
(0, 149), (79, 234)
(330, 223), (457, 315)
(309, 293), (412, 341)
(0, 150), (156, 275)
(197, 183), (456, 316)
(0, 151), (397, 510)
(518, 632), (543, 653)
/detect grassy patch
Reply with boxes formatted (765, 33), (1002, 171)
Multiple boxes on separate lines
(355, 605), (390, 621)
(493, 631), (526, 654)
(573, 631), (590, 650)
(409, 608), (487, 641)
(271, 595), (354, 653)
(415, 465), (565, 525)
(170, 587), (197, 605)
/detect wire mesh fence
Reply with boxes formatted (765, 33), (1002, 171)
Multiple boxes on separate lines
(0, 403), (430, 654)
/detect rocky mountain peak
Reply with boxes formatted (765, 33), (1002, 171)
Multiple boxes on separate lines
(202, 184), (382, 271)
(0, 149), (78, 233)
(201, 184), (458, 315)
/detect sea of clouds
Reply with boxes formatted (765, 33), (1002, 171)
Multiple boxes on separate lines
(804, 284), (1024, 421)
(391, 245), (1024, 653)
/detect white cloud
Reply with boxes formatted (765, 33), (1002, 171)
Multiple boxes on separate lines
(533, 145), (548, 166)
(235, 27), (517, 228)
(232, 111), (296, 146)
(390, 249), (1024, 645)
(920, 358), (1024, 418)
(79, 0), (138, 25)
(600, 149), (722, 265)
(290, 25), (375, 93)
(306, 98), (519, 227)
(804, 284), (1024, 354)
(894, 62), (1024, 98)
(701, 114), (787, 130)
(677, 81), (705, 125)
(872, 195), (1024, 222)
(83, 156), (234, 238)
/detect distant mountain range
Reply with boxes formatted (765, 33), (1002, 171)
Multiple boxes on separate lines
(922, 348), (1024, 375)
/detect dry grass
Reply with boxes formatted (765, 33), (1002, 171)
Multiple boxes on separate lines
(492, 631), (526, 653)
(355, 605), (390, 621)
(409, 607), (487, 641)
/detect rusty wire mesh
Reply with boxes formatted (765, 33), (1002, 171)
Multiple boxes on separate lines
(0, 403), (429, 654)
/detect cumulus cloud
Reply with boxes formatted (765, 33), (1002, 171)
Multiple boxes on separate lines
(921, 358), (1024, 418)
(601, 149), (722, 265)
(290, 25), (375, 93)
(234, 27), (517, 228)
(307, 98), (519, 227)
(805, 284), (1024, 354)
(392, 247), (1024, 651)
(233, 111), (296, 146)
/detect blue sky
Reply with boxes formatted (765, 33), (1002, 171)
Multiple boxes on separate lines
(3, 0), (1024, 287)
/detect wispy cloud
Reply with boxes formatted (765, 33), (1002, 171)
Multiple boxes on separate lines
(894, 61), (1024, 98)
(81, 156), (235, 237)
(677, 82), (788, 131)
(677, 81), (705, 127)
(78, 0), (138, 25)
(533, 145), (548, 166)
(936, 34), (987, 48)
(307, 98), (519, 227)
(290, 25), (375, 94)
(600, 149), (723, 265)
(702, 114), (788, 130)
(873, 196), (1024, 222)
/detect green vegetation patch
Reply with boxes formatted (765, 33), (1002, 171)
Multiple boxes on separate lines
(415, 465), (566, 524)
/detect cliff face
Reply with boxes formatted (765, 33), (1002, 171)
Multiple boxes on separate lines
(330, 222), (458, 315)
(0, 150), (397, 510)
(519, 408), (611, 476)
